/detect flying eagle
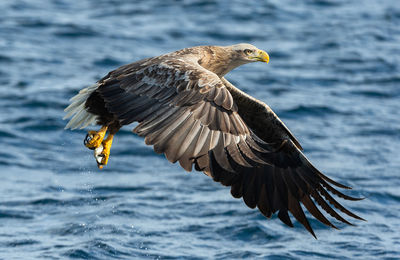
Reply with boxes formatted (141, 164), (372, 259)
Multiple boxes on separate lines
(64, 43), (364, 237)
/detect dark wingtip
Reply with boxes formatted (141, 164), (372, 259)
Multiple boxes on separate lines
(278, 210), (294, 227)
(353, 214), (367, 222)
(347, 196), (365, 201)
(312, 233), (318, 239)
(307, 227), (318, 239)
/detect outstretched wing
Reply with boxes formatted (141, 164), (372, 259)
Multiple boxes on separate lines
(97, 57), (363, 237)
(213, 78), (364, 237)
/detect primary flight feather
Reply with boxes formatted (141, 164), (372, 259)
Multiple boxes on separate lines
(64, 43), (364, 237)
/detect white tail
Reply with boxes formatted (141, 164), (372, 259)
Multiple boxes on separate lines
(64, 84), (99, 130)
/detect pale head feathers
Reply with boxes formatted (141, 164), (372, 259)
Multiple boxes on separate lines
(229, 43), (258, 52)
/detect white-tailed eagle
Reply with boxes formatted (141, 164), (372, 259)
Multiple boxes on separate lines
(64, 43), (364, 237)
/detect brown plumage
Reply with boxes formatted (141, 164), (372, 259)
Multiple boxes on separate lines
(64, 43), (364, 237)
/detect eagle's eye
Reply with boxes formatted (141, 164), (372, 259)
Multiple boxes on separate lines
(244, 49), (252, 55)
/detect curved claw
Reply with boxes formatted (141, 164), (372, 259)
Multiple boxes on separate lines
(84, 127), (107, 150)
(84, 133), (96, 150)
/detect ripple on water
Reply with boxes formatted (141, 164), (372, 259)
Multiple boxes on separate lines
(350, 90), (396, 98)
(52, 24), (99, 38)
(216, 222), (278, 242)
(63, 240), (130, 259)
(91, 185), (151, 193)
(0, 210), (33, 220)
(62, 249), (93, 259)
(354, 128), (400, 137)
(4, 239), (40, 247)
(93, 57), (124, 67)
(0, 55), (12, 63)
(16, 18), (53, 28)
(0, 129), (17, 139)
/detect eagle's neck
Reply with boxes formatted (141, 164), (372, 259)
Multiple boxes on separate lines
(196, 46), (247, 77)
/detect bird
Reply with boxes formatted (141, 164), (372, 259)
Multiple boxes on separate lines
(64, 43), (364, 237)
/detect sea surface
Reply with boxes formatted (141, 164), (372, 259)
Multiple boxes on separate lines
(0, 0), (399, 259)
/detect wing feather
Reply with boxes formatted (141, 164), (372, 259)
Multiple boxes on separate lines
(175, 119), (202, 161)
(178, 123), (204, 171)
(163, 115), (196, 162)
(150, 109), (192, 150)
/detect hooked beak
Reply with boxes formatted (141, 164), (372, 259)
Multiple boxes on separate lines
(252, 50), (270, 63)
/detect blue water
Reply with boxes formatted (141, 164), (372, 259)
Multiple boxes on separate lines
(1, 0), (399, 259)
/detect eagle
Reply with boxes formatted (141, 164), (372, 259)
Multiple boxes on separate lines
(64, 43), (364, 237)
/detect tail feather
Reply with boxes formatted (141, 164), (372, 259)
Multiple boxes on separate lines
(64, 84), (99, 130)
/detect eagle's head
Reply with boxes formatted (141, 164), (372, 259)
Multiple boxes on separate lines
(193, 43), (270, 77)
(230, 43), (270, 64)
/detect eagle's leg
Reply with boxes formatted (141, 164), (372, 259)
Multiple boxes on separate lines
(95, 134), (113, 169)
(84, 125), (108, 149)
(94, 122), (121, 169)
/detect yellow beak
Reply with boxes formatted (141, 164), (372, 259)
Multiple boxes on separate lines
(255, 50), (269, 63)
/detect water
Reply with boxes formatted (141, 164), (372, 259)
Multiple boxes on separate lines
(0, 0), (399, 259)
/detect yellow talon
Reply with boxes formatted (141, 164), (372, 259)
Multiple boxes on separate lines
(84, 126), (108, 149)
(94, 133), (114, 169)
